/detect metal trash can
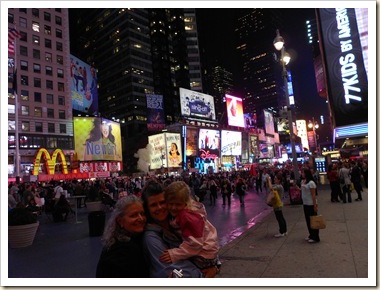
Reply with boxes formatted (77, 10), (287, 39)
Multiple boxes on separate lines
(88, 211), (105, 237)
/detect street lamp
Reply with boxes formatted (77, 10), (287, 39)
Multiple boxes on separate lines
(274, 29), (300, 182)
(308, 117), (319, 154)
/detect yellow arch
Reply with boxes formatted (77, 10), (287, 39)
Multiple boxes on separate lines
(33, 148), (69, 175)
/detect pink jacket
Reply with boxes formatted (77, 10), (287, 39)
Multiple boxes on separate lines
(168, 200), (219, 262)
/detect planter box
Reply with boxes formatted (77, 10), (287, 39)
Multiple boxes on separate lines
(9, 222), (39, 248)
(86, 201), (104, 212)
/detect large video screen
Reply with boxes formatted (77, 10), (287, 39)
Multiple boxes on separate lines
(148, 133), (182, 169)
(74, 117), (122, 161)
(70, 55), (99, 115)
(179, 88), (216, 121)
(317, 8), (368, 127)
(165, 133), (182, 168)
(225, 94), (245, 128)
(221, 130), (242, 156)
(198, 129), (220, 159)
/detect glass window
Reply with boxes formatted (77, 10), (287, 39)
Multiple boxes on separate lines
(58, 82), (64, 92)
(19, 17), (27, 28)
(32, 35), (40, 45)
(8, 104), (15, 114)
(56, 42), (62, 51)
(21, 90), (29, 101)
(34, 77), (41, 88)
(47, 137), (57, 148)
(47, 108), (54, 118)
(21, 75), (28, 85)
(46, 94), (54, 104)
(22, 121), (30, 132)
(21, 105), (29, 115)
(58, 96), (65, 105)
(45, 38), (52, 48)
(57, 68), (64, 78)
(32, 21), (40, 32)
(9, 121), (16, 131)
(20, 46), (28, 56)
(35, 122), (43, 132)
(45, 52), (52, 62)
(55, 15), (62, 25)
(59, 110), (66, 119)
(20, 60), (28, 71)
(34, 107), (42, 117)
(33, 63), (41, 73)
(33, 49), (40, 59)
(32, 8), (39, 18)
(19, 8), (27, 13)
(46, 66), (53, 76)
(46, 80), (53, 89)
(34, 92), (42, 102)
(55, 8), (61, 13)
(48, 123), (55, 133)
(56, 29), (62, 38)
(9, 13), (14, 23)
(59, 124), (66, 134)
(20, 31), (27, 42)
(44, 25), (51, 35)
(44, 12), (51, 22)
(57, 55), (63, 64)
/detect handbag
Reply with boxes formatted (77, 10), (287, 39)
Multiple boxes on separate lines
(310, 215), (326, 229)
(266, 190), (275, 207)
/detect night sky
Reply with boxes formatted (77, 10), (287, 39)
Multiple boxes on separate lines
(196, 8), (330, 123)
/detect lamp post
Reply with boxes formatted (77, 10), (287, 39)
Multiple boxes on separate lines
(274, 29), (300, 182)
(308, 117), (319, 155)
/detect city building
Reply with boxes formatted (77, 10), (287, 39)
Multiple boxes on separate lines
(8, 8), (73, 179)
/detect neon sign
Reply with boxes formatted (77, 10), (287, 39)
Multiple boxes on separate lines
(32, 148), (68, 175)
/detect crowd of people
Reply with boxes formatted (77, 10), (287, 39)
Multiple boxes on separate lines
(8, 158), (368, 277)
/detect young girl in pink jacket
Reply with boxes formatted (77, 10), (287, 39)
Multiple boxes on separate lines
(159, 181), (220, 270)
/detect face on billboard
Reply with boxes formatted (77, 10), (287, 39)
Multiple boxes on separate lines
(225, 94), (245, 128)
(221, 130), (242, 156)
(198, 129), (220, 159)
(74, 117), (122, 162)
(179, 88), (216, 121)
(70, 55), (99, 115)
(264, 110), (275, 136)
(166, 133), (182, 168)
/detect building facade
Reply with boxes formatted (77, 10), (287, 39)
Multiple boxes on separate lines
(8, 8), (73, 178)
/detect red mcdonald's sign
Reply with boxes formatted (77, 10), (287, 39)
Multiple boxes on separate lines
(32, 148), (69, 175)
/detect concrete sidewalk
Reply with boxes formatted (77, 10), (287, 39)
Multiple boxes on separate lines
(216, 184), (373, 285)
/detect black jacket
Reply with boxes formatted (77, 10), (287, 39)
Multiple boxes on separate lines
(96, 235), (149, 278)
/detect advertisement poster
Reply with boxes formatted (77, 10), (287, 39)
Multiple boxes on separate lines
(74, 117), (122, 161)
(166, 133), (182, 168)
(146, 94), (165, 131)
(179, 88), (216, 121)
(225, 94), (245, 128)
(221, 130), (242, 156)
(198, 129), (220, 159)
(264, 110), (275, 136)
(244, 112), (257, 129)
(148, 133), (166, 170)
(70, 55), (98, 115)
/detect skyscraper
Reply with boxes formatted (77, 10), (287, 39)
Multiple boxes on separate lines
(235, 8), (284, 129)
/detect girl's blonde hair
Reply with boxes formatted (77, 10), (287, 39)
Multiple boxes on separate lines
(164, 181), (192, 206)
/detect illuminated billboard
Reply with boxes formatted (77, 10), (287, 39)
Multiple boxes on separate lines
(148, 132), (182, 169)
(198, 129), (220, 159)
(146, 94), (165, 131)
(264, 110), (275, 136)
(74, 117), (122, 161)
(185, 127), (198, 157)
(70, 55), (99, 115)
(221, 130), (242, 156)
(244, 113), (257, 129)
(317, 8), (368, 128)
(225, 94), (245, 128)
(179, 88), (216, 121)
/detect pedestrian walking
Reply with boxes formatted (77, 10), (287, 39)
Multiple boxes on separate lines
(235, 177), (247, 207)
(350, 161), (363, 201)
(221, 177), (232, 207)
(339, 162), (352, 203)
